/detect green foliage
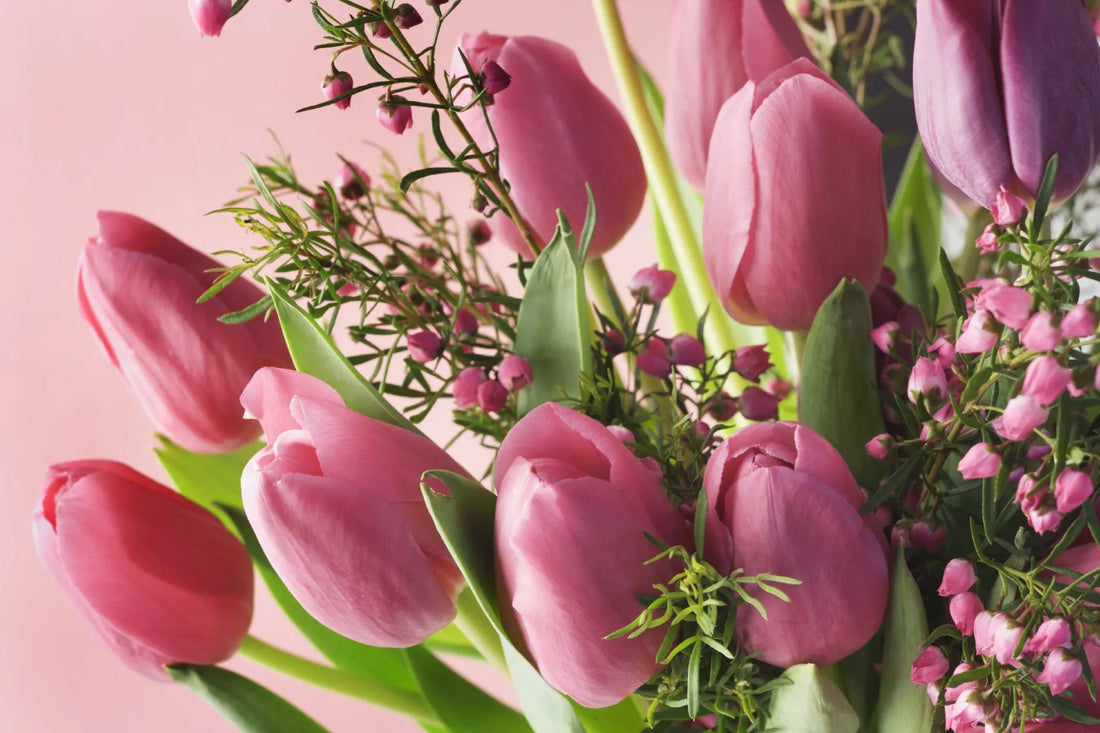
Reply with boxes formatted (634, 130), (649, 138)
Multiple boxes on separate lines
(168, 664), (329, 733)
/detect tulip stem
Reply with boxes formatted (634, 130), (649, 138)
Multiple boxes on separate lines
(237, 635), (441, 725)
(589, 0), (739, 358)
(453, 589), (508, 672)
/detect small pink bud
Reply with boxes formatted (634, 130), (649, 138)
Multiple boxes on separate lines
(377, 97), (413, 134)
(1026, 440), (1052, 462)
(865, 433), (892, 460)
(335, 161), (371, 199)
(732, 345), (771, 382)
(1054, 468), (1093, 514)
(765, 378), (792, 401)
(991, 613), (1024, 664)
(498, 355), (533, 392)
(480, 60), (511, 96)
(1025, 618), (1072, 655)
(629, 264), (676, 303)
(669, 334), (706, 367)
(452, 308), (478, 337)
(636, 339), (671, 378)
(955, 310), (1000, 354)
(468, 219), (492, 246)
(693, 421), (712, 439)
(911, 646), (950, 685)
(930, 335), (956, 369)
(938, 559), (977, 596)
(705, 391), (738, 422)
(607, 425), (633, 443)
(1026, 502), (1062, 535)
(977, 282), (1032, 330)
(944, 663), (979, 702)
(189, 0), (232, 37)
(1061, 302), (1098, 339)
(994, 395), (1048, 441)
(453, 367), (487, 408)
(975, 223), (1000, 254)
(323, 70), (354, 110)
(1022, 355), (1072, 407)
(910, 521), (946, 554)
(958, 443), (1002, 480)
(974, 611), (997, 656)
(1037, 648), (1083, 695)
(407, 330), (442, 363)
(477, 379), (508, 413)
(949, 592), (984, 635)
(371, 20), (392, 39)
(601, 329), (626, 355)
(393, 3), (423, 29)
(871, 321), (899, 353)
(1020, 311), (1061, 352)
(908, 357), (948, 405)
(990, 186), (1027, 226)
(738, 386), (780, 422)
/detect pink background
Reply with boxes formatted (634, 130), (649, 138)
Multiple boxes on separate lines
(1, 1), (666, 731)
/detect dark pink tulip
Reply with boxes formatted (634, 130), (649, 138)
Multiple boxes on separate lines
(494, 403), (690, 708)
(189, 0), (231, 37)
(702, 422), (888, 667)
(240, 368), (466, 647)
(454, 33), (646, 258)
(913, 0), (1100, 207)
(665, 0), (811, 190)
(77, 211), (292, 453)
(33, 460), (253, 678)
(703, 59), (887, 331)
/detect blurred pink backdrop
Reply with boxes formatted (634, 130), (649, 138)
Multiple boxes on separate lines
(0, 1), (667, 731)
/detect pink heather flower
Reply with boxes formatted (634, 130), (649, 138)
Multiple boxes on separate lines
(1026, 441), (1053, 462)
(930, 335), (956, 369)
(498, 355), (533, 392)
(977, 282), (1032, 330)
(706, 392), (738, 422)
(602, 329), (626, 355)
(946, 690), (989, 732)
(871, 321), (899, 353)
(377, 97), (413, 134)
(407, 330), (442, 363)
(451, 308), (478, 338)
(944, 663), (980, 703)
(322, 70), (354, 110)
(335, 161), (371, 199)
(990, 186), (1027, 226)
(1020, 311), (1061, 352)
(1026, 503), (1063, 535)
(189, 0), (232, 37)
(938, 559), (977, 597)
(476, 379), (508, 413)
(481, 60), (511, 96)
(669, 334), (706, 367)
(974, 612), (997, 657)
(911, 521), (947, 554)
(393, 3), (423, 29)
(911, 646), (950, 684)
(909, 357), (948, 405)
(732, 345), (771, 382)
(994, 395), (1048, 441)
(629, 264), (676, 303)
(958, 443), (1002, 480)
(950, 593), (984, 635)
(1015, 472), (1041, 508)
(607, 425), (633, 443)
(453, 368), (487, 408)
(1055, 468), (1094, 514)
(468, 219), (492, 246)
(1025, 618), (1072, 655)
(990, 614), (1024, 665)
(955, 311), (1000, 354)
(1061, 302), (1098, 338)
(1022, 355), (1072, 406)
(370, 20), (392, 39)
(738, 387), (780, 422)
(1037, 648), (1083, 695)
(765, 378), (791, 400)
(865, 433), (892, 460)
(975, 223), (1000, 254)
(636, 339), (671, 378)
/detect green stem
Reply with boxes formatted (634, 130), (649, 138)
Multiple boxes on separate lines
(589, 0), (738, 356)
(237, 635), (440, 726)
(584, 257), (626, 326)
(787, 329), (810, 385)
(453, 588), (507, 672)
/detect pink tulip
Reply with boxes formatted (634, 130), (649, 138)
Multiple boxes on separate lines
(703, 59), (886, 331)
(189, 0), (232, 37)
(77, 211), (292, 453)
(628, 264), (676, 304)
(33, 460), (253, 678)
(497, 354), (533, 392)
(240, 368), (466, 647)
(455, 33), (646, 258)
(1022, 355), (1072, 407)
(702, 422), (888, 667)
(958, 443), (1002, 480)
(949, 592), (984, 635)
(664, 0), (811, 190)
(494, 403), (690, 708)
(938, 559), (977, 597)
(322, 70), (354, 110)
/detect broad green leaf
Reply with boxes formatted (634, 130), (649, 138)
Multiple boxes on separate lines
(424, 623), (478, 659)
(887, 140), (945, 316)
(267, 280), (423, 436)
(406, 646), (532, 733)
(168, 664), (329, 733)
(869, 548), (933, 733)
(572, 697), (644, 733)
(504, 645), (584, 733)
(767, 664), (859, 733)
(798, 281), (888, 489)
(515, 216), (593, 415)
(155, 436), (260, 516)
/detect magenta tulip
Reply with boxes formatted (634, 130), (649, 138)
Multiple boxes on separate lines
(913, 0), (1100, 207)
(703, 421), (888, 667)
(240, 368), (465, 648)
(77, 211), (292, 453)
(665, 0), (811, 190)
(703, 59), (887, 331)
(494, 403), (690, 708)
(33, 460), (253, 678)
(454, 33), (646, 258)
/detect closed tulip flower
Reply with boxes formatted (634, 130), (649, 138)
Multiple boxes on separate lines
(494, 403), (690, 708)
(454, 33), (646, 258)
(703, 422), (888, 667)
(665, 0), (811, 190)
(33, 460), (254, 678)
(240, 368), (466, 648)
(77, 211), (292, 453)
(914, 0), (1100, 207)
(703, 59), (887, 331)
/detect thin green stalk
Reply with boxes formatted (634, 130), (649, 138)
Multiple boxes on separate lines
(453, 588), (507, 671)
(590, 0), (738, 357)
(238, 635), (440, 725)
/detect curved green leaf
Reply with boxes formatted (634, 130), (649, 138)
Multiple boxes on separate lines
(406, 646), (531, 733)
(768, 664), (859, 733)
(168, 664), (329, 733)
(155, 436), (260, 516)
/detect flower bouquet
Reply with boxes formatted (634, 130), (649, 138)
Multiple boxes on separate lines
(33, 0), (1100, 731)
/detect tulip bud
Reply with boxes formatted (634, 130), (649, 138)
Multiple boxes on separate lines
(454, 33), (646, 258)
(240, 368), (466, 647)
(494, 403), (690, 707)
(477, 379), (508, 414)
(1022, 355), (1072, 407)
(76, 212), (292, 453)
(335, 161), (371, 199)
(498, 354), (533, 392)
(1020, 311), (1061, 352)
(732, 344), (771, 382)
(938, 559), (977, 596)
(668, 333), (706, 367)
(322, 70), (354, 110)
(34, 460), (253, 678)
(189, 0), (232, 37)
(958, 443), (1002, 480)
(453, 367), (487, 408)
(628, 264), (676, 303)
(703, 60), (887, 331)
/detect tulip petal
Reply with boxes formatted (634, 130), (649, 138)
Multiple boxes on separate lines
(240, 366), (344, 442)
(740, 0), (812, 83)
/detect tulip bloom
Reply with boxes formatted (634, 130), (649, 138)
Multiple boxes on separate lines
(665, 0), (811, 190)
(703, 59), (887, 331)
(454, 33), (646, 258)
(240, 368), (466, 648)
(33, 460), (253, 678)
(703, 422), (888, 667)
(913, 0), (1100, 207)
(77, 211), (292, 453)
(494, 403), (690, 708)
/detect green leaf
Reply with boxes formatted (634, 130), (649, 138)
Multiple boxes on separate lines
(155, 436), (260, 516)
(168, 664), (329, 733)
(767, 664), (859, 733)
(267, 280), (422, 436)
(400, 167), (460, 192)
(514, 216), (593, 415)
(1030, 154), (1060, 240)
(406, 646), (532, 733)
(798, 280), (888, 489)
(868, 547), (933, 733)
(887, 140), (944, 316)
